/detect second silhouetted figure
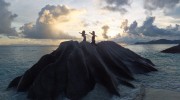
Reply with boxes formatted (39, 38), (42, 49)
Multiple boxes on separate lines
(90, 31), (97, 44)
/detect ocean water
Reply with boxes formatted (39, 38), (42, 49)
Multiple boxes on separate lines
(0, 44), (180, 100)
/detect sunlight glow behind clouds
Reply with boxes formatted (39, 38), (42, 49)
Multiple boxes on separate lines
(0, 0), (180, 45)
(20, 5), (85, 39)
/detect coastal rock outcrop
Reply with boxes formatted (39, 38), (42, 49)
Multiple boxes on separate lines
(161, 44), (180, 53)
(7, 41), (157, 100)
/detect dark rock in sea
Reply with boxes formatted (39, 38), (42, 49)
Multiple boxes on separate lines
(161, 44), (180, 53)
(7, 41), (157, 100)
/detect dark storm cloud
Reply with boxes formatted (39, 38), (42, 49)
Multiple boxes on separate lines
(114, 17), (180, 43)
(120, 17), (180, 38)
(0, 0), (18, 36)
(103, 6), (127, 14)
(144, 0), (180, 15)
(165, 24), (180, 37)
(142, 17), (155, 27)
(128, 21), (138, 34)
(120, 19), (128, 32)
(102, 25), (109, 39)
(164, 6), (180, 18)
(102, 0), (131, 14)
(21, 5), (78, 39)
(166, 24), (180, 31)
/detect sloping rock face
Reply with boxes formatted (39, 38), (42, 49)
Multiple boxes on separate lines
(7, 41), (157, 100)
(161, 44), (180, 53)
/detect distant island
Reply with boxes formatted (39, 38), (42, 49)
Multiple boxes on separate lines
(135, 39), (180, 44)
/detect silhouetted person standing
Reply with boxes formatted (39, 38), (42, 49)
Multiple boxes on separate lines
(90, 31), (96, 44)
(79, 30), (86, 41)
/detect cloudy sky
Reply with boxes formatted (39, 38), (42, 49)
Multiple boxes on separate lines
(0, 0), (180, 45)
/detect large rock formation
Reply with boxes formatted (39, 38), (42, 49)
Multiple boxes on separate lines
(7, 41), (157, 100)
(161, 44), (180, 53)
